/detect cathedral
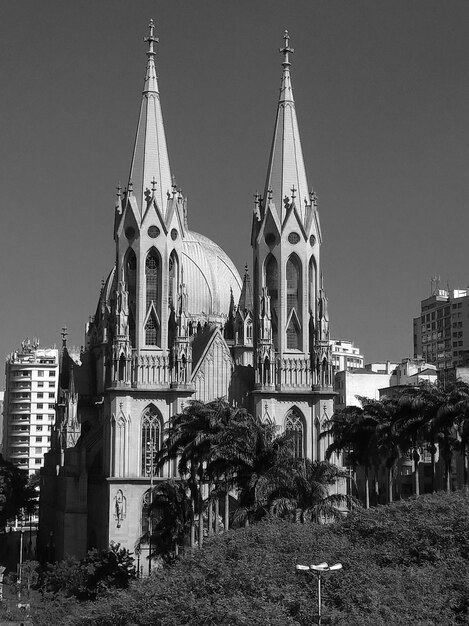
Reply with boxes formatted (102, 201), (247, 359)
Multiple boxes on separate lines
(39, 21), (335, 561)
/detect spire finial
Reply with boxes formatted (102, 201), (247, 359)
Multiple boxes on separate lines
(280, 30), (294, 67)
(151, 177), (157, 192)
(144, 19), (159, 57)
(61, 326), (68, 348)
(116, 182), (122, 197)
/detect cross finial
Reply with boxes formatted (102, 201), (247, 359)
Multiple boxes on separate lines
(279, 30), (294, 67)
(144, 19), (159, 56)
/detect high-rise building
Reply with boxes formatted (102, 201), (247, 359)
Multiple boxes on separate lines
(413, 288), (469, 369)
(39, 24), (338, 561)
(3, 339), (58, 475)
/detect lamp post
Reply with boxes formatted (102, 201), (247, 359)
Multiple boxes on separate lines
(146, 440), (155, 575)
(296, 561), (342, 626)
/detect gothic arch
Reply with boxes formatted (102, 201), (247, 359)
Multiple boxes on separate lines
(144, 248), (162, 346)
(168, 250), (179, 309)
(308, 255), (318, 315)
(264, 254), (278, 349)
(140, 404), (163, 477)
(123, 248), (137, 346)
(286, 254), (302, 350)
(284, 407), (305, 459)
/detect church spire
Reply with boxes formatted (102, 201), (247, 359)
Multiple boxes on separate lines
(263, 31), (310, 223)
(128, 19), (172, 217)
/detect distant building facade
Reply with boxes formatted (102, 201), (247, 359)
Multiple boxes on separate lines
(334, 357), (437, 411)
(413, 288), (469, 369)
(3, 339), (58, 475)
(330, 340), (364, 373)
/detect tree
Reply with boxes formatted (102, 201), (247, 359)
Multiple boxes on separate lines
(323, 406), (380, 508)
(155, 399), (232, 547)
(139, 480), (192, 562)
(0, 454), (36, 528)
(257, 457), (357, 522)
(42, 542), (136, 600)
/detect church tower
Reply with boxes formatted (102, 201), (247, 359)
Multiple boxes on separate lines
(251, 32), (333, 458)
(111, 19), (191, 387)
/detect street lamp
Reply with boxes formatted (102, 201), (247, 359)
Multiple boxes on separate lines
(296, 561), (342, 626)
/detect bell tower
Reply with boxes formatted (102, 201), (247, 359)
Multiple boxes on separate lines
(251, 32), (333, 459)
(112, 21), (189, 386)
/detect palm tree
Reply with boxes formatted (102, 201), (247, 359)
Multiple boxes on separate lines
(155, 399), (223, 548)
(323, 406), (380, 508)
(256, 457), (358, 523)
(138, 480), (192, 563)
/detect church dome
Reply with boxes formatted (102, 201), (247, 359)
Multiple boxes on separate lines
(182, 230), (242, 318)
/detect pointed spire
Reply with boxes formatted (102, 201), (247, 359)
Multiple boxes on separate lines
(238, 264), (253, 312)
(279, 30), (294, 103)
(263, 30), (310, 223)
(128, 19), (172, 217)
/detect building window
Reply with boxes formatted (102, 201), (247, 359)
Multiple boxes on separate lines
(48, 393), (54, 398)
(286, 255), (302, 350)
(141, 406), (161, 477)
(38, 371), (44, 377)
(145, 250), (160, 346)
(36, 436), (42, 442)
(49, 371), (55, 377)
(265, 255), (278, 349)
(37, 382), (44, 388)
(37, 404), (43, 409)
(285, 410), (304, 459)
(37, 393), (43, 398)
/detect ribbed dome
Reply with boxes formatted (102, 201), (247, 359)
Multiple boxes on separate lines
(182, 231), (242, 317)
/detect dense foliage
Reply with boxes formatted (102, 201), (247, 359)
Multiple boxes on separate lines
(0, 454), (37, 527)
(29, 491), (469, 625)
(41, 542), (136, 600)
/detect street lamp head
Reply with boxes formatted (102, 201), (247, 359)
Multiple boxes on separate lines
(310, 562), (329, 571)
(329, 563), (342, 571)
(296, 564), (310, 572)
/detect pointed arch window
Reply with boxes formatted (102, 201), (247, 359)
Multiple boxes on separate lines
(286, 255), (302, 350)
(265, 255), (278, 349)
(145, 250), (160, 345)
(124, 249), (137, 347)
(141, 406), (161, 477)
(285, 410), (304, 459)
(168, 251), (179, 309)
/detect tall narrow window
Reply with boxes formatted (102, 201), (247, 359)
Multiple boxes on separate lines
(141, 406), (161, 477)
(124, 249), (137, 347)
(146, 251), (159, 308)
(285, 410), (304, 459)
(168, 251), (179, 308)
(145, 250), (160, 345)
(286, 255), (302, 350)
(265, 255), (278, 349)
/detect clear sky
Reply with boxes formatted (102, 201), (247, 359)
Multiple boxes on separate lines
(1, 0), (469, 367)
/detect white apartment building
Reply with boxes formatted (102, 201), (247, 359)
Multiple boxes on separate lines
(334, 358), (437, 410)
(330, 339), (364, 373)
(3, 339), (58, 475)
